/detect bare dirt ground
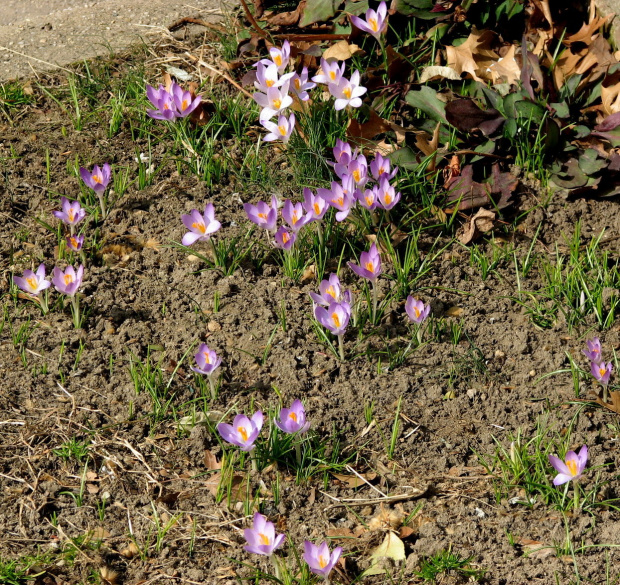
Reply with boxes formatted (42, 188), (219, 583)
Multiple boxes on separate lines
(0, 0), (229, 81)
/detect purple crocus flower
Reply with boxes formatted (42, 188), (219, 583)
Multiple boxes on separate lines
(350, 1), (388, 40)
(217, 411), (263, 452)
(146, 84), (177, 121)
(329, 71), (367, 111)
(282, 200), (310, 232)
(309, 273), (344, 307)
(348, 243), (382, 281)
(405, 296), (431, 324)
(549, 445), (588, 486)
(290, 66), (316, 101)
(13, 264), (51, 296)
(181, 204), (221, 246)
(254, 84), (293, 122)
(357, 186), (379, 211)
(274, 226), (296, 250)
(244, 513), (285, 556)
(254, 63), (294, 93)
(302, 188), (328, 222)
(53, 197), (86, 227)
(275, 399), (310, 434)
(79, 163), (111, 193)
(245, 196), (278, 232)
(314, 301), (351, 336)
(303, 540), (342, 579)
(261, 113), (295, 143)
(52, 265), (84, 296)
(591, 361), (612, 385)
(317, 181), (355, 222)
(332, 139), (356, 166)
(66, 234), (84, 252)
(370, 152), (398, 181)
(312, 58), (345, 86)
(191, 343), (222, 376)
(171, 82), (201, 118)
(375, 176), (401, 210)
(583, 338), (602, 363)
(259, 40), (290, 74)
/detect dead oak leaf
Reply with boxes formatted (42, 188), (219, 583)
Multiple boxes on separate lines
(445, 27), (498, 81)
(564, 15), (612, 46)
(487, 44), (521, 86)
(458, 208), (496, 245)
(323, 40), (364, 61)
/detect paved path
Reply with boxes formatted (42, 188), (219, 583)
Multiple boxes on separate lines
(0, 0), (228, 81)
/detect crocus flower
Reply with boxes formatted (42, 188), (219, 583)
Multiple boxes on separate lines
(309, 274), (344, 307)
(358, 186), (379, 211)
(348, 243), (382, 281)
(181, 204), (221, 246)
(303, 540), (342, 579)
(312, 58), (345, 86)
(171, 82), (201, 118)
(302, 188), (328, 222)
(290, 66), (316, 101)
(317, 181), (355, 222)
(217, 411), (263, 452)
(282, 199), (310, 232)
(52, 265), (84, 296)
(259, 41), (290, 74)
(335, 155), (368, 186)
(53, 197), (86, 227)
(405, 296), (431, 324)
(146, 84), (176, 121)
(13, 264), (51, 296)
(332, 139), (357, 166)
(329, 70), (367, 110)
(65, 234), (84, 252)
(549, 445), (588, 486)
(375, 176), (401, 210)
(370, 152), (398, 181)
(583, 338), (602, 363)
(244, 513), (285, 556)
(275, 399), (310, 434)
(591, 361), (612, 385)
(79, 163), (111, 193)
(274, 226), (296, 250)
(244, 196), (278, 232)
(261, 113), (295, 144)
(254, 84), (293, 121)
(191, 343), (222, 376)
(255, 62), (294, 93)
(350, 1), (388, 40)
(314, 301), (351, 336)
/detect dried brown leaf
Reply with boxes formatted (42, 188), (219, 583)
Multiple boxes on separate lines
(458, 208), (496, 245)
(323, 40), (364, 61)
(332, 472), (377, 488)
(204, 449), (222, 470)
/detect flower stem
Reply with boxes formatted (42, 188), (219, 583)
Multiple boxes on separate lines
(270, 555), (282, 581)
(338, 334), (345, 362)
(70, 295), (81, 329)
(295, 441), (302, 467)
(316, 221), (324, 247)
(251, 453), (258, 472)
(574, 483), (580, 511)
(372, 280), (378, 324)
(38, 291), (49, 315)
(208, 375), (216, 401)
(603, 384), (609, 404)
(98, 192), (107, 219)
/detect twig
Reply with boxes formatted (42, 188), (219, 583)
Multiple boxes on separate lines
(186, 54), (253, 99)
(56, 382), (75, 419)
(345, 465), (387, 498)
(169, 17), (228, 34)
(321, 487), (427, 510)
(239, 0), (270, 40)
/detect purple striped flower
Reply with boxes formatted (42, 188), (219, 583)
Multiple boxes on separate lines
(13, 264), (50, 296)
(181, 204), (221, 246)
(274, 226), (296, 250)
(314, 301), (351, 336)
(79, 163), (111, 193)
(244, 513), (285, 556)
(217, 411), (263, 452)
(591, 361), (612, 385)
(405, 296), (431, 324)
(52, 265), (84, 297)
(583, 338), (602, 363)
(274, 400), (310, 434)
(146, 84), (177, 120)
(348, 243), (382, 281)
(66, 234), (84, 252)
(53, 197), (86, 227)
(191, 343), (222, 376)
(282, 199), (310, 232)
(302, 188), (328, 222)
(303, 540), (342, 579)
(172, 83), (201, 118)
(350, 1), (388, 40)
(245, 196), (278, 232)
(549, 445), (588, 486)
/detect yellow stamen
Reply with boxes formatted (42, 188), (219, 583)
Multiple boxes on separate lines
(69, 237), (78, 249)
(92, 174), (102, 184)
(566, 459), (578, 476)
(259, 533), (270, 545)
(384, 194), (392, 205)
(64, 274), (73, 285)
(266, 79), (275, 88)
(203, 352), (211, 364)
(326, 286), (336, 299)
(332, 312), (340, 328)
(26, 277), (38, 291)
(181, 99), (189, 111)
(192, 221), (207, 234)
(289, 412), (298, 421)
(273, 98), (282, 109)
(329, 70), (336, 81)
(599, 367), (606, 377)
(366, 195), (373, 206)
(365, 261), (375, 272)
(319, 556), (327, 569)
(414, 307), (421, 318)
(279, 125), (288, 136)
(378, 167), (385, 175)
(352, 169), (361, 182)
(369, 17), (378, 32)
(237, 426), (249, 442)
(282, 232), (290, 244)
(313, 202), (321, 215)
(334, 197), (344, 206)
(258, 212), (267, 220)
(274, 55), (282, 67)
(68, 209), (75, 223)
(294, 78), (301, 90)
(164, 103), (170, 110)
(343, 86), (352, 99)
(292, 211), (299, 224)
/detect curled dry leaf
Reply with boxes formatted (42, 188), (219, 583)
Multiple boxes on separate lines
(458, 208), (496, 245)
(323, 40), (364, 61)
(364, 532), (406, 576)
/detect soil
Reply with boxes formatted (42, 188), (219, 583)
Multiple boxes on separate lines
(2, 30), (620, 585)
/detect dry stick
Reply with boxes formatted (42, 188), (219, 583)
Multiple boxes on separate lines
(320, 488), (427, 510)
(168, 17), (229, 34)
(344, 465), (387, 498)
(0, 45), (84, 77)
(239, 0), (270, 40)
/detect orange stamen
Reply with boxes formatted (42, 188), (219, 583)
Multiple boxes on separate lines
(237, 426), (249, 442)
